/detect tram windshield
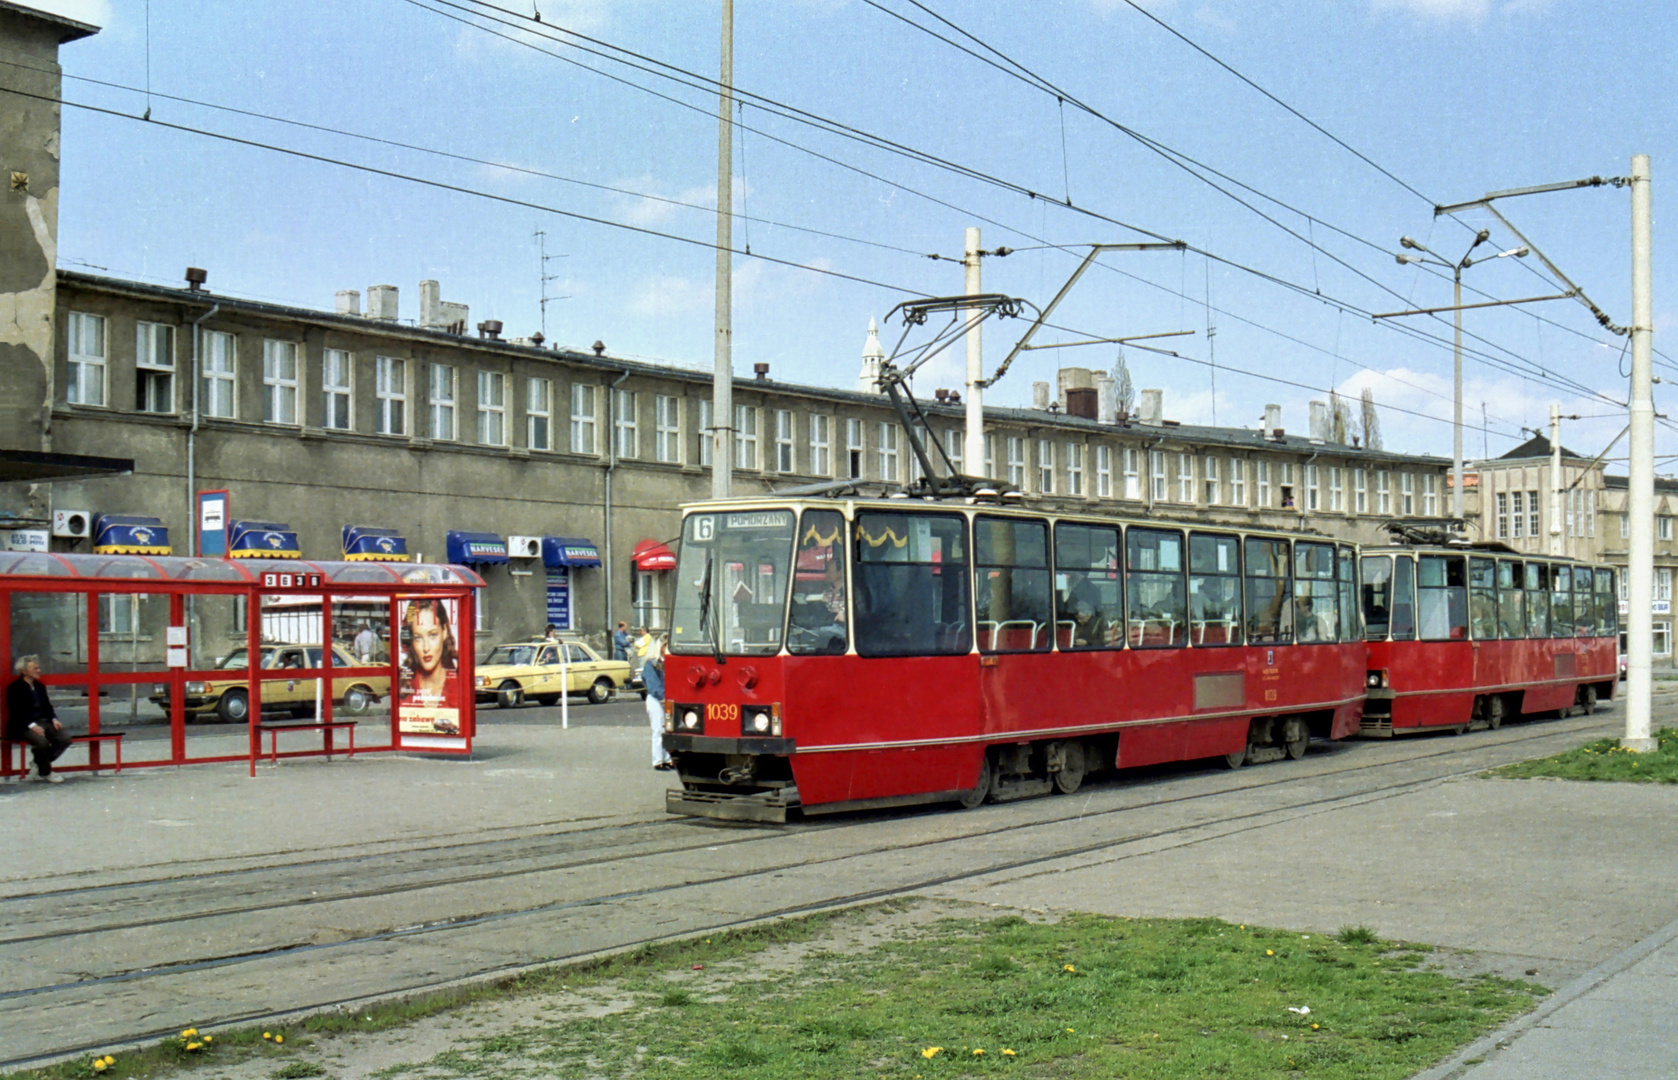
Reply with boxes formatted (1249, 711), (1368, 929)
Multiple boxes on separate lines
(670, 509), (796, 656)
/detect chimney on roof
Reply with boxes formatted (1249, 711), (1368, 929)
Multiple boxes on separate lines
(1066, 387), (1098, 420)
(477, 320), (503, 340)
(335, 289), (361, 316)
(185, 267), (208, 292)
(1032, 381), (1051, 410)
(366, 285), (399, 321)
(420, 280), (470, 332)
(592, 340), (606, 357)
(1095, 373), (1117, 423)
(1056, 366), (1093, 412)
(935, 388), (949, 403)
(1264, 403), (1281, 434)
(1309, 400), (1328, 440)
(1138, 388), (1163, 425)
(754, 362), (770, 381)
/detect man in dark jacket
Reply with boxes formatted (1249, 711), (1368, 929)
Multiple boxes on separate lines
(5, 655), (71, 783)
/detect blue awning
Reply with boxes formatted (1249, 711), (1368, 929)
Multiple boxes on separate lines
(447, 530), (509, 566)
(343, 524), (410, 562)
(229, 520), (301, 559)
(92, 514), (171, 555)
(543, 535), (601, 569)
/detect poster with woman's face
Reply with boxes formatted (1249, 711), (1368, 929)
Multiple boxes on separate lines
(397, 597), (461, 735)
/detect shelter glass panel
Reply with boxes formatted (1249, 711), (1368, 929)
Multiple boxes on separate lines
(1054, 523), (1122, 650)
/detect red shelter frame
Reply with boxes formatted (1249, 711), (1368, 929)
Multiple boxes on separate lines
(0, 552), (481, 776)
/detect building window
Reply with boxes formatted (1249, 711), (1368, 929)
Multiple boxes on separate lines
(878, 422), (901, 482)
(1329, 467), (1345, 512)
(1279, 462), (1296, 509)
(570, 383), (597, 454)
(1377, 470), (1392, 514)
(1065, 442), (1083, 497)
(698, 399), (715, 467)
(775, 409), (795, 473)
(655, 394), (681, 463)
(199, 330), (237, 419)
(1178, 453), (1195, 503)
(1566, 488), (1576, 537)
(98, 594), (137, 635)
(66, 311), (107, 406)
(1230, 458), (1247, 507)
(846, 417), (864, 479)
(1587, 489), (1596, 537)
(1622, 514), (1631, 540)
(1512, 492), (1525, 539)
(136, 322), (175, 413)
(908, 424), (927, 483)
(614, 388), (638, 459)
(477, 370), (507, 446)
(734, 405), (760, 469)
(323, 348), (352, 430)
(810, 414), (833, 476)
(1038, 439), (1056, 494)
(1661, 517), (1674, 542)
(1306, 464), (1321, 511)
(374, 355), (405, 434)
(1496, 492), (1510, 539)
(1423, 474), (1440, 516)
(1655, 621), (1672, 658)
(1096, 445), (1112, 498)
(1007, 437), (1026, 488)
(1352, 468), (1367, 514)
(1203, 455), (1220, 506)
(428, 362), (455, 440)
(1122, 447), (1140, 499)
(1659, 568), (1674, 603)
(1526, 490), (1540, 538)
(984, 432), (996, 478)
(1150, 450), (1167, 502)
(263, 340), (300, 425)
(1257, 460), (1271, 508)
(528, 377), (551, 450)
(942, 428), (962, 475)
(1401, 472), (1415, 515)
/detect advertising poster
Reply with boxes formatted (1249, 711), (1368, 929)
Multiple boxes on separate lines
(396, 596), (463, 738)
(545, 565), (571, 631)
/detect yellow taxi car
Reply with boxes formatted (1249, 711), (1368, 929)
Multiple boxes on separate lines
(474, 638), (632, 708)
(151, 642), (390, 723)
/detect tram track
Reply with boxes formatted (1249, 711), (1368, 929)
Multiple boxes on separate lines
(0, 711), (1620, 1066)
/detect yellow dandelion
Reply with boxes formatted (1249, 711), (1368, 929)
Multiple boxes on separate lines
(1066, 1028), (1075, 1033)
(1266, 950), (1274, 956)
(274, 1035), (284, 1044)
(180, 1029), (197, 1038)
(263, 1032), (272, 1040)
(1063, 964), (1076, 973)
(1001, 1048), (1016, 1056)
(186, 1042), (202, 1052)
(203, 1036), (212, 1044)
(93, 1062), (107, 1072)
(973, 1048), (986, 1056)
(1311, 1023), (1320, 1030)
(921, 1047), (942, 1059)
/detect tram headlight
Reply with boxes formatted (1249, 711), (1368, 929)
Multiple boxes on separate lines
(1366, 670), (1389, 689)
(682, 708), (702, 731)
(749, 710), (771, 734)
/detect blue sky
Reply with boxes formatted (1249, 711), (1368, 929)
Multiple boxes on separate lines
(28, 0), (1676, 466)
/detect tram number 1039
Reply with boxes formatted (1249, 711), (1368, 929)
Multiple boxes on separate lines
(706, 703), (740, 723)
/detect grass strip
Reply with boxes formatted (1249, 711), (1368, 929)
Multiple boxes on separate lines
(1485, 726), (1678, 784)
(30, 904), (1544, 1080)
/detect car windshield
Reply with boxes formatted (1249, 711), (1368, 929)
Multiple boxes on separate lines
(218, 648), (279, 670)
(486, 645), (539, 666)
(670, 508), (796, 656)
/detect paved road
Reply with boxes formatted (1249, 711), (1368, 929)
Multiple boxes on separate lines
(4, 703), (1674, 1068)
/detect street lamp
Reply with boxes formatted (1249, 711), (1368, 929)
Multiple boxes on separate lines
(1392, 231), (1528, 518)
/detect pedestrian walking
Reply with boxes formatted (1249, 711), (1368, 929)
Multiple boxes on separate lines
(5, 655), (71, 783)
(612, 621), (630, 662)
(644, 634), (671, 770)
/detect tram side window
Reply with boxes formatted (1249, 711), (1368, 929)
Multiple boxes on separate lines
(1189, 533), (1243, 646)
(1525, 562), (1551, 638)
(787, 509), (848, 656)
(1596, 569), (1618, 636)
(1361, 556), (1393, 639)
(1054, 523), (1123, 650)
(1550, 565), (1573, 639)
(1337, 547), (1359, 642)
(1468, 557), (1500, 640)
(1294, 541), (1338, 643)
(1497, 560), (1526, 639)
(1572, 568), (1594, 637)
(1417, 555), (1468, 641)
(975, 516), (1052, 652)
(852, 512), (972, 658)
(1391, 556), (1417, 640)
(1245, 537), (1293, 644)
(1127, 527), (1187, 648)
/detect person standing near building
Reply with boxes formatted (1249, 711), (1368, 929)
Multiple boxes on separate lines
(613, 621), (630, 662)
(353, 623), (378, 663)
(643, 634), (671, 770)
(5, 655), (71, 783)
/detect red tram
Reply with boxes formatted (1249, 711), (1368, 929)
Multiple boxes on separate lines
(1358, 545), (1618, 735)
(661, 496), (1365, 822)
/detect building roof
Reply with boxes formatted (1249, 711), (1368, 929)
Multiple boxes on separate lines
(1601, 474), (1678, 494)
(0, 0), (100, 42)
(57, 270), (1448, 468)
(1498, 433), (1582, 461)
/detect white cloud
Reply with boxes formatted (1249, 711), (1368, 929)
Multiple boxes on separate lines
(608, 177), (754, 227)
(1370, 0), (1556, 20)
(21, 0), (112, 28)
(626, 274), (712, 319)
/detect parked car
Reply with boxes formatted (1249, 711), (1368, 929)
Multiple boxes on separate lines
(474, 638), (631, 708)
(151, 643), (389, 723)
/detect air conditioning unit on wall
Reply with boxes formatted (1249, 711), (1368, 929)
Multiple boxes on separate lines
(52, 509), (91, 538)
(507, 535), (541, 559)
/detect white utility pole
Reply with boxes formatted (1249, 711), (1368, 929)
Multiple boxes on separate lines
(1549, 404), (1564, 557)
(1453, 271), (1465, 519)
(963, 227), (985, 479)
(710, 0), (734, 500)
(1624, 154), (1656, 752)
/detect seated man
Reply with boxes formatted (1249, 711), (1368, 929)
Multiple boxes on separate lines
(5, 655), (71, 783)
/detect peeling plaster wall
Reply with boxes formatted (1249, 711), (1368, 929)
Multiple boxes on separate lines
(0, 10), (71, 453)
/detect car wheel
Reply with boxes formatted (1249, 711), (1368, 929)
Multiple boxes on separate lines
(498, 680), (524, 709)
(588, 678), (613, 705)
(535, 694), (560, 707)
(342, 686), (372, 716)
(217, 689), (249, 724)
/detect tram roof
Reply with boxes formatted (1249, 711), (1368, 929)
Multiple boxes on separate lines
(1358, 545), (1603, 565)
(0, 552), (485, 587)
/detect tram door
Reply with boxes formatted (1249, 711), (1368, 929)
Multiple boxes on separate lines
(974, 517), (1057, 732)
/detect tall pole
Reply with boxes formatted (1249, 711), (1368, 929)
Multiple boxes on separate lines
(1453, 268), (1464, 520)
(1549, 404), (1564, 557)
(711, 0), (734, 499)
(963, 227), (985, 478)
(1624, 154), (1656, 751)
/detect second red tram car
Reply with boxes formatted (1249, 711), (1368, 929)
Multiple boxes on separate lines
(661, 496), (1366, 822)
(1358, 545), (1618, 735)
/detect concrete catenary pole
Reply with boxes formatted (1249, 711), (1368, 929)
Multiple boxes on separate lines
(711, 0), (734, 500)
(1624, 154), (1656, 752)
(1453, 269), (1465, 519)
(963, 227), (985, 479)
(1549, 404), (1563, 557)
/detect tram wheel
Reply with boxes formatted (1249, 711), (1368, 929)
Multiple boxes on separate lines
(497, 680), (524, 709)
(1052, 740), (1086, 795)
(958, 753), (993, 809)
(1485, 695), (1505, 731)
(1581, 685), (1598, 713)
(1283, 717), (1309, 760)
(1222, 744), (1249, 770)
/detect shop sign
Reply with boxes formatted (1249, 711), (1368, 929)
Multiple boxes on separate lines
(5, 529), (48, 553)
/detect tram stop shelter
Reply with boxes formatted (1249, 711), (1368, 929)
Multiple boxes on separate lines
(0, 552), (481, 778)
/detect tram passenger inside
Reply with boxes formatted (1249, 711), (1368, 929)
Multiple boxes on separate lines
(1061, 577), (1111, 648)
